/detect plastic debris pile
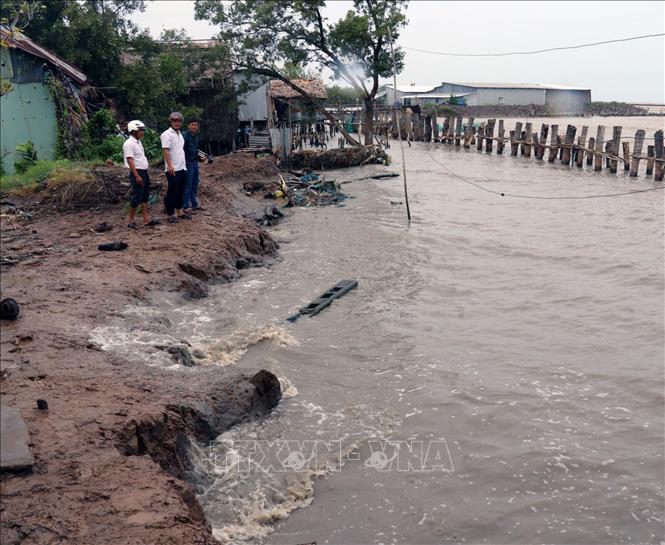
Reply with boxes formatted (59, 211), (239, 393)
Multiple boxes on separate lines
(245, 171), (348, 207)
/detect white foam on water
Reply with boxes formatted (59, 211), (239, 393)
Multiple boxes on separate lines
(207, 325), (299, 366)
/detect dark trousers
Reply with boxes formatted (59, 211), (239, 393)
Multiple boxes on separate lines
(164, 169), (186, 216)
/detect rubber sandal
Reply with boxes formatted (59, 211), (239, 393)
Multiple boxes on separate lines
(167, 217), (179, 224)
(178, 214), (193, 220)
(127, 222), (138, 229)
(145, 219), (162, 227)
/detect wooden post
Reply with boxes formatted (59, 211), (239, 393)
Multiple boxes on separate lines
(532, 133), (540, 160)
(520, 131), (527, 156)
(561, 125), (577, 164)
(431, 109), (439, 141)
(447, 116), (455, 144)
(497, 119), (505, 154)
(622, 141), (631, 171)
(476, 122), (485, 151)
(523, 122), (532, 157)
(629, 129), (645, 177)
(511, 122), (522, 156)
(593, 125), (605, 171)
(609, 126), (622, 173)
(442, 117), (450, 142)
(463, 117), (474, 148)
(547, 124), (559, 162)
(537, 124), (549, 159)
(391, 110), (399, 139)
(587, 137), (595, 166)
(455, 116), (463, 146)
(470, 127), (476, 146)
(605, 143), (612, 168)
(575, 126), (588, 167)
(646, 145), (655, 176)
(485, 118), (496, 153)
(557, 136), (564, 160)
(654, 130), (664, 182)
(424, 114), (432, 142)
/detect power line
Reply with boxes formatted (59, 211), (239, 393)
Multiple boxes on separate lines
(404, 33), (664, 57)
(425, 150), (665, 200)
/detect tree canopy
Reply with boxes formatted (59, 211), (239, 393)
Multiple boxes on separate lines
(194, 0), (409, 144)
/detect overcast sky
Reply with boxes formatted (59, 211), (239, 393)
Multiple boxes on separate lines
(130, 1), (664, 103)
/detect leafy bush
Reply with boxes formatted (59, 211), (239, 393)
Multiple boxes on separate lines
(0, 159), (85, 193)
(14, 141), (39, 174)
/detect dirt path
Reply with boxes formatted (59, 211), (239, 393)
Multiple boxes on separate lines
(0, 157), (284, 544)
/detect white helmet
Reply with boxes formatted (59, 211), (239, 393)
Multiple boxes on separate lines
(127, 120), (146, 133)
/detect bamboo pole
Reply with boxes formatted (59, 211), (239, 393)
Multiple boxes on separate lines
(654, 130), (664, 182)
(629, 130), (645, 177)
(547, 124), (559, 162)
(646, 145), (655, 176)
(593, 125), (605, 171)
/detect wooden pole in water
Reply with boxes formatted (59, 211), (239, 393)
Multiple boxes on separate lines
(424, 113), (432, 142)
(538, 124), (549, 159)
(523, 122), (532, 157)
(497, 119), (505, 154)
(629, 130), (646, 177)
(532, 132), (540, 160)
(575, 125), (588, 167)
(455, 116), (463, 147)
(511, 122), (522, 156)
(654, 130), (664, 182)
(442, 117), (450, 142)
(609, 126), (622, 173)
(587, 137), (595, 166)
(463, 117), (474, 148)
(622, 141), (631, 171)
(561, 125), (577, 164)
(547, 124), (559, 162)
(476, 122), (485, 151)
(605, 142), (613, 168)
(646, 145), (655, 176)
(431, 109), (439, 141)
(447, 116), (455, 144)
(486, 119), (496, 153)
(593, 125), (605, 171)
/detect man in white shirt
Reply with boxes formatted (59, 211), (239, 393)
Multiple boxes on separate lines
(123, 119), (159, 228)
(160, 111), (190, 223)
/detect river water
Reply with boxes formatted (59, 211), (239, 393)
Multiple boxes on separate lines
(95, 117), (664, 544)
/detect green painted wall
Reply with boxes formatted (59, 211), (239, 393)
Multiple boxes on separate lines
(1, 82), (57, 174)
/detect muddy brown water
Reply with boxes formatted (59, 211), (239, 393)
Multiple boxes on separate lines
(92, 116), (664, 544)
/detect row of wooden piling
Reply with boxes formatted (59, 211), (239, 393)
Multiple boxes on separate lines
(376, 110), (664, 181)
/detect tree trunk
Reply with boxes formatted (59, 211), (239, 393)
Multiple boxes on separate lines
(362, 99), (374, 146)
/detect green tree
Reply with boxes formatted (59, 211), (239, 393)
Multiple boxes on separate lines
(326, 85), (364, 105)
(194, 0), (408, 146)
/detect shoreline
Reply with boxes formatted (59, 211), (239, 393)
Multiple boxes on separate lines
(0, 156), (286, 544)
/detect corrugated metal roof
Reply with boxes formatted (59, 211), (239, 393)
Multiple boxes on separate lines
(383, 83), (439, 93)
(269, 79), (327, 99)
(443, 81), (590, 91)
(0, 25), (87, 84)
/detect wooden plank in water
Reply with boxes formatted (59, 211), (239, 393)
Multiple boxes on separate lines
(593, 125), (605, 171)
(629, 130), (645, 177)
(497, 119), (505, 154)
(561, 124), (577, 164)
(575, 126), (588, 167)
(654, 130), (664, 182)
(547, 124), (559, 162)
(646, 145), (655, 176)
(511, 122), (522, 156)
(486, 119), (496, 153)
(609, 126), (622, 173)
(587, 137), (595, 166)
(537, 124), (549, 159)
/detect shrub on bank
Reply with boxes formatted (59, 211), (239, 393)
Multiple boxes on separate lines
(0, 159), (93, 194)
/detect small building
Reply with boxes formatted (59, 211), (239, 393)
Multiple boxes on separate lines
(378, 81), (591, 115)
(1, 26), (88, 173)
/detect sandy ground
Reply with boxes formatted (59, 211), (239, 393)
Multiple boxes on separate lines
(0, 156), (284, 544)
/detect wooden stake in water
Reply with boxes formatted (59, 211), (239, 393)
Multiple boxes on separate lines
(646, 145), (655, 176)
(497, 119), (505, 154)
(593, 126), (605, 172)
(477, 122), (485, 151)
(576, 125), (588, 167)
(622, 141), (631, 171)
(610, 126), (622, 173)
(562, 125), (577, 164)
(654, 130), (664, 182)
(523, 122), (533, 157)
(587, 137), (595, 166)
(455, 116), (463, 147)
(486, 119), (496, 153)
(547, 125), (559, 162)
(511, 122), (522, 156)
(629, 130), (646, 177)
(431, 109), (439, 141)
(463, 117), (474, 149)
(538, 124), (549, 159)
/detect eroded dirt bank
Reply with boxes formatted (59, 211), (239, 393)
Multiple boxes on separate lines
(0, 156), (284, 544)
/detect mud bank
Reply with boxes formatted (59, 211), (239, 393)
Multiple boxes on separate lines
(0, 156), (284, 544)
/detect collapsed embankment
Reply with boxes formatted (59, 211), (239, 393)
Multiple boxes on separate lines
(0, 155), (285, 544)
